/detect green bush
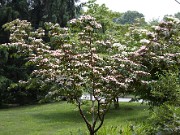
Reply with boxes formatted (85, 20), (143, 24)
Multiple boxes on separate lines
(144, 104), (180, 135)
(150, 71), (180, 106)
(0, 76), (12, 105)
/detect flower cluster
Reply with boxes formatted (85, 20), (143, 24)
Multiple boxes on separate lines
(69, 15), (102, 30)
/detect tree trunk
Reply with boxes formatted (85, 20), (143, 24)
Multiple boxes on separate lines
(113, 97), (119, 109)
(89, 129), (94, 135)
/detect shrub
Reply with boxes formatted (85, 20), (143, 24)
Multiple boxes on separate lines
(150, 71), (180, 106)
(145, 104), (180, 135)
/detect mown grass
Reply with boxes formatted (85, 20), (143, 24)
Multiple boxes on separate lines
(0, 102), (149, 135)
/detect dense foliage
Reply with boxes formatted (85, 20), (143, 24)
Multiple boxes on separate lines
(116, 10), (145, 25)
(0, 0), (83, 43)
(0, 0), (180, 134)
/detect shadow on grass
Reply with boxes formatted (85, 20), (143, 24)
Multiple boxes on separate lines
(97, 103), (149, 126)
(31, 110), (83, 123)
(0, 102), (55, 110)
(31, 102), (149, 125)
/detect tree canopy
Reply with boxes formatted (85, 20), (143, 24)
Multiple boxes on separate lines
(116, 10), (145, 25)
(0, 0), (83, 43)
(0, 1), (180, 134)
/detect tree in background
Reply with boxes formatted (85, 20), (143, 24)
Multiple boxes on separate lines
(29, 0), (82, 27)
(84, 0), (132, 55)
(0, 0), (31, 43)
(117, 10), (146, 25)
(0, 19), (47, 105)
(84, 0), (121, 33)
(0, 0), (83, 43)
(130, 16), (180, 107)
(174, 12), (180, 19)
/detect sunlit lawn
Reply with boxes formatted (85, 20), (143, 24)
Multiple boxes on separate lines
(0, 102), (149, 135)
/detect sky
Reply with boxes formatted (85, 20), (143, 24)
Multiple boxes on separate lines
(81, 0), (180, 21)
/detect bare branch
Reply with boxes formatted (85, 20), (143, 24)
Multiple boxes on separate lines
(76, 99), (92, 132)
(175, 0), (180, 4)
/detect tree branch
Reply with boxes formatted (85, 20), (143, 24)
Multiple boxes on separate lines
(94, 101), (110, 133)
(76, 99), (92, 132)
(175, 0), (180, 4)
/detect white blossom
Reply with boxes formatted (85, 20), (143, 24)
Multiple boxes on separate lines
(140, 39), (150, 44)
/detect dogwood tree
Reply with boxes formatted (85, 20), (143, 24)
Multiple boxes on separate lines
(2, 16), (119, 134)
(3, 14), (179, 134)
(128, 16), (180, 106)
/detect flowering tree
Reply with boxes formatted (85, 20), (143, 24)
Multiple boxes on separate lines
(2, 16), (122, 134)
(128, 16), (180, 106)
(2, 13), (179, 134)
(0, 19), (47, 104)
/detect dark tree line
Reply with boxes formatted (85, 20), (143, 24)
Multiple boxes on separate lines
(0, 0), (83, 106)
(0, 0), (82, 43)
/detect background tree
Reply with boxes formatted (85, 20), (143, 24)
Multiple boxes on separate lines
(84, 0), (130, 54)
(0, 0), (28, 43)
(117, 10), (145, 25)
(174, 12), (180, 19)
(84, 0), (121, 33)
(130, 16), (180, 106)
(29, 0), (82, 27)
(0, 19), (48, 105)
(0, 0), (83, 43)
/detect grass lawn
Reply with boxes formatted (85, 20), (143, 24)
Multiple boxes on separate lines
(0, 102), (149, 135)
